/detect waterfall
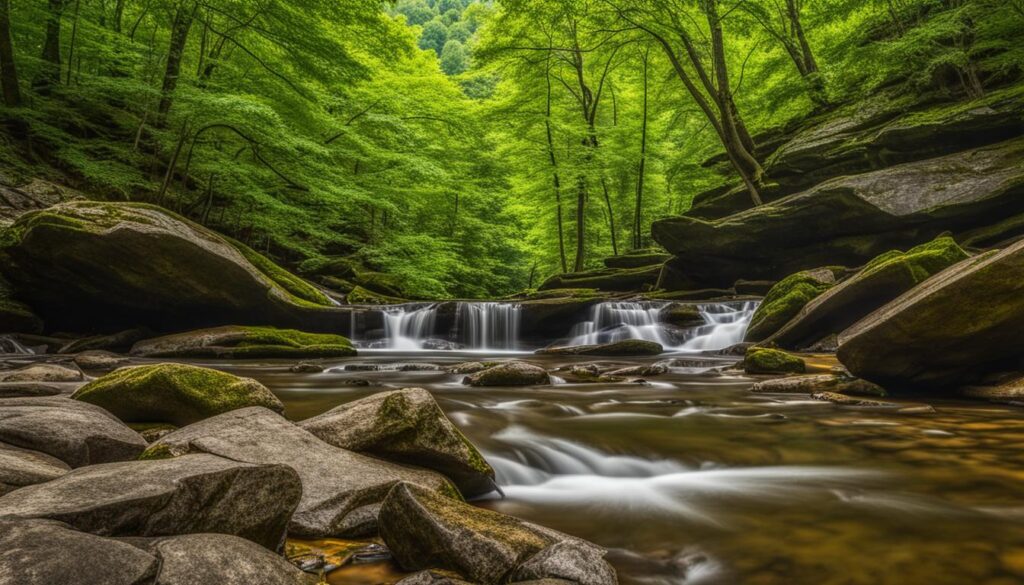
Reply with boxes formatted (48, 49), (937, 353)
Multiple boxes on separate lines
(382, 304), (438, 350)
(0, 335), (35, 355)
(568, 302), (670, 347)
(680, 302), (758, 351)
(456, 302), (521, 351)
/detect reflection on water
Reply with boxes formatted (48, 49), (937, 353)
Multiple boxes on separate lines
(207, 352), (1024, 585)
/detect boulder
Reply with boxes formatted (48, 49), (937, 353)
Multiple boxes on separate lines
(810, 391), (896, 407)
(300, 388), (496, 497)
(750, 374), (886, 396)
(131, 325), (356, 359)
(536, 339), (663, 357)
(518, 295), (602, 340)
(653, 138), (1024, 289)
(742, 348), (806, 375)
(0, 396), (147, 467)
(538, 265), (660, 292)
(605, 363), (669, 377)
(0, 363), (84, 383)
(71, 363), (283, 426)
(0, 382), (64, 398)
(0, 201), (349, 332)
(0, 276), (42, 334)
(602, 250), (671, 269)
(0, 454), (300, 549)
(959, 375), (1024, 402)
(463, 361), (551, 386)
(0, 442), (69, 495)
(661, 304), (704, 327)
(59, 328), (151, 354)
(379, 482), (616, 585)
(838, 240), (1024, 390)
(73, 350), (131, 372)
(138, 534), (314, 585)
(0, 519), (159, 585)
(766, 237), (969, 349)
(446, 362), (491, 374)
(144, 407), (459, 538)
(396, 570), (476, 585)
(743, 268), (838, 342)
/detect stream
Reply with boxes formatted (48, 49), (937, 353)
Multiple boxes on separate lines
(171, 302), (1024, 584)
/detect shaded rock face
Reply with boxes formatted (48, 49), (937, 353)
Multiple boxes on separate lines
(654, 138), (1024, 289)
(744, 268), (838, 342)
(300, 388), (495, 498)
(536, 339), (664, 357)
(518, 295), (602, 340)
(539, 265), (660, 292)
(463, 361), (551, 386)
(0, 519), (159, 585)
(0, 396), (147, 467)
(0, 442), (70, 495)
(0, 275), (42, 334)
(72, 363), (283, 426)
(379, 482), (616, 585)
(0, 454), (301, 549)
(839, 240), (1024, 390)
(0, 201), (349, 332)
(59, 328), (151, 354)
(138, 533), (313, 585)
(603, 250), (670, 269)
(766, 237), (969, 349)
(130, 326), (356, 359)
(144, 407), (458, 538)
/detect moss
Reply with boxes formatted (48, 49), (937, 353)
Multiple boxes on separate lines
(859, 236), (968, 285)
(347, 285), (406, 305)
(138, 443), (175, 461)
(133, 325), (356, 359)
(745, 268), (838, 342)
(72, 363), (284, 426)
(743, 348), (806, 374)
(225, 237), (332, 307)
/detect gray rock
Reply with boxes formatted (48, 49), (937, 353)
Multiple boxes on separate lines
(447, 361), (489, 375)
(463, 361), (551, 386)
(379, 482), (615, 585)
(300, 388), (495, 498)
(605, 363), (669, 377)
(0, 396), (146, 467)
(0, 519), (158, 585)
(142, 534), (313, 585)
(810, 391), (896, 407)
(0, 454), (300, 549)
(511, 541), (618, 585)
(0, 382), (63, 398)
(0, 363), (84, 383)
(0, 442), (69, 495)
(145, 407), (458, 538)
(396, 570), (476, 585)
(73, 350), (131, 372)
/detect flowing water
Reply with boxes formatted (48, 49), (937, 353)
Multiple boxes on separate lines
(192, 302), (1024, 584)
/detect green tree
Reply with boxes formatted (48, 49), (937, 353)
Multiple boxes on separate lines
(440, 39), (468, 74)
(419, 18), (448, 55)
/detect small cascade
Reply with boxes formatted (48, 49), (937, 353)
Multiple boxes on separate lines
(381, 304), (439, 350)
(568, 302), (671, 347)
(0, 335), (35, 355)
(455, 302), (521, 351)
(680, 302), (758, 351)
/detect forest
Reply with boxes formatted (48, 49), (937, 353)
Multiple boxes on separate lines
(2, 1), (1024, 584)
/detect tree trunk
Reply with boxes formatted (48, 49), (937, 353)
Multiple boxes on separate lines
(113, 0), (125, 33)
(545, 64), (568, 274)
(65, 0), (80, 85)
(573, 176), (586, 272)
(157, 1), (197, 122)
(0, 0), (21, 107)
(633, 49), (649, 251)
(34, 0), (67, 94)
(601, 177), (618, 256)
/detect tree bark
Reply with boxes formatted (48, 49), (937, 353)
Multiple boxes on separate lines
(65, 0), (80, 85)
(114, 0), (126, 33)
(545, 61), (568, 274)
(0, 0), (20, 107)
(573, 176), (586, 272)
(34, 0), (67, 94)
(157, 1), (197, 122)
(633, 49), (649, 251)
(601, 176), (618, 256)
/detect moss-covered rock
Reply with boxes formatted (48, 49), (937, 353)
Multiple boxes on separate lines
(538, 265), (661, 292)
(71, 363), (283, 426)
(810, 391), (895, 407)
(744, 268), (839, 342)
(661, 304), (704, 327)
(463, 361), (550, 386)
(300, 388), (496, 497)
(751, 374), (886, 396)
(838, 239), (1024, 390)
(536, 339), (664, 357)
(742, 348), (806, 375)
(0, 201), (337, 332)
(346, 285), (407, 305)
(224, 236), (331, 306)
(130, 325), (355, 359)
(767, 237), (969, 349)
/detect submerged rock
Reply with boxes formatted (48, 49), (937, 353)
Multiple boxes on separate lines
(0, 382), (63, 398)
(73, 350), (131, 372)
(750, 374), (886, 397)
(463, 361), (551, 386)
(379, 482), (616, 585)
(959, 375), (1024, 402)
(838, 239), (1024, 390)
(72, 363), (283, 426)
(0, 363), (84, 383)
(131, 325), (356, 359)
(0, 454), (300, 549)
(290, 361), (324, 373)
(767, 237), (969, 349)
(300, 388), (495, 497)
(742, 348), (806, 375)
(661, 304), (704, 327)
(810, 391), (896, 407)
(447, 361), (491, 375)
(0, 396), (146, 467)
(536, 339), (663, 357)
(0, 201), (343, 332)
(0, 442), (70, 495)
(144, 407), (459, 538)
(743, 268), (838, 342)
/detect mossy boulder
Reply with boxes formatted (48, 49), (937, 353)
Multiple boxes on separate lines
(463, 361), (550, 386)
(654, 137), (1024, 289)
(751, 374), (885, 396)
(538, 265), (661, 292)
(744, 268), (839, 342)
(661, 304), (704, 327)
(742, 348), (806, 375)
(300, 388), (495, 497)
(130, 325), (355, 359)
(838, 239), (1024, 390)
(71, 363), (283, 426)
(536, 339), (664, 357)
(0, 201), (343, 332)
(379, 482), (616, 585)
(767, 237), (969, 349)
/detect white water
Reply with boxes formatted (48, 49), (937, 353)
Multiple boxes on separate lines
(0, 335), (35, 355)
(679, 302), (758, 351)
(567, 301), (757, 351)
(381, 304), (438, 350)
(456, 302), (520, 351)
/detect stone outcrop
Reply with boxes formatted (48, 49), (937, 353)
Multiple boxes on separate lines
(130, 326), (356, 359)
(0, 442), (70, 495)
(539, 265), (660, 292)
(463, 361), (551, 386)
(743, 268), (838, 342)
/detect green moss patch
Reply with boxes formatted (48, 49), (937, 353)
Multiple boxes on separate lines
(130, 325), (356, 359)
(745, 268), (839, 342)
(743, 348), (806, 374)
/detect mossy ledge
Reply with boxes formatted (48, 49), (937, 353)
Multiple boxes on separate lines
(130, 325), (356, 359)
